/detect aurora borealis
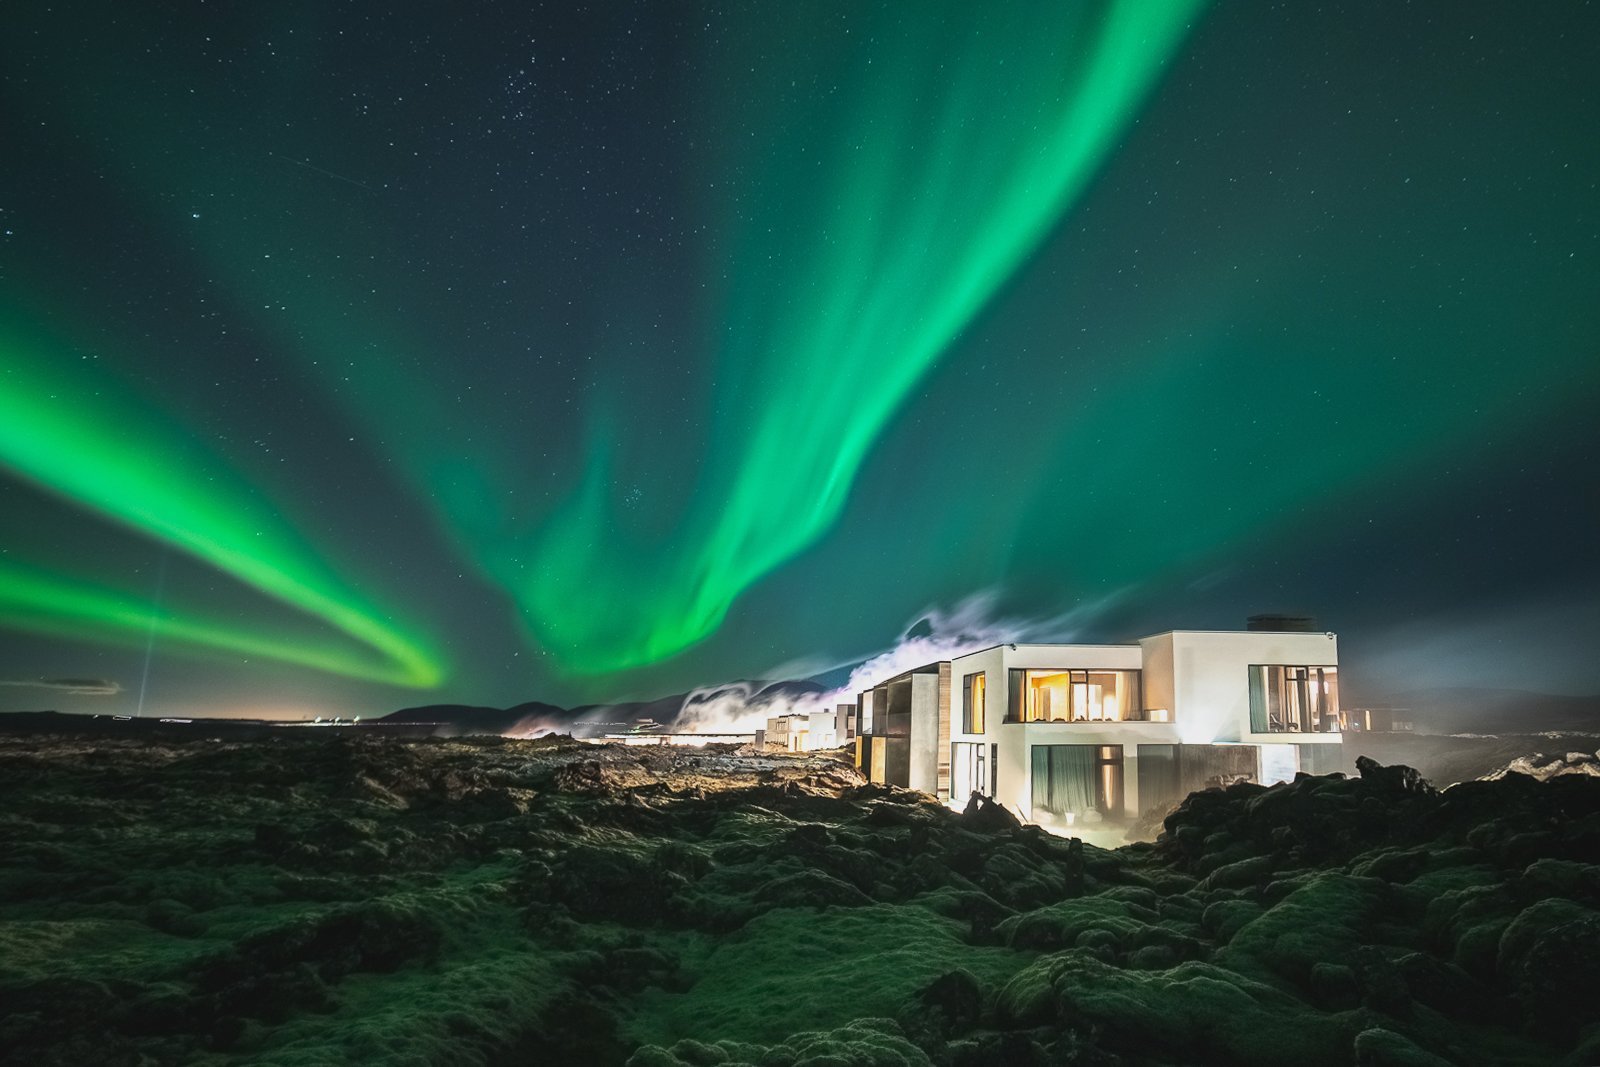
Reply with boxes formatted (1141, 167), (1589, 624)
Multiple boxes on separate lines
(1, 1), (1597, 717)
(0, 311), (443, 687)
(523, 1), (1206, 670)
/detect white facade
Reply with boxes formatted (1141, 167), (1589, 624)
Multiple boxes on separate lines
(858, 629), (1345, 840)
(1139, 630), (1341, 745)
(948, 644), (1149, 821)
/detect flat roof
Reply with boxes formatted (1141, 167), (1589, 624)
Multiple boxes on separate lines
(854, 631), (1340, 691)
(954, 630), (1337, 655)
(949, 641), (1137, 658)
(1140, 629), (1337, 638)
(858, 660), (944, 690)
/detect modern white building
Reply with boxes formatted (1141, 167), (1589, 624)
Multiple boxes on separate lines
(759, 709), (846, 753)
(855, 624), (1345, 834)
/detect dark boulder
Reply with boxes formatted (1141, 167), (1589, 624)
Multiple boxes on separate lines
(900, 967), (984, 1043)
(1354, 756), (1437, 798)
(958, 792), (1023, 834)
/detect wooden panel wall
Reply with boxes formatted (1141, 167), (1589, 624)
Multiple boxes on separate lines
(937, 662), (952, 799)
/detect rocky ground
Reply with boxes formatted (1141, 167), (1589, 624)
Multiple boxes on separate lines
(1, 734), (1597, 1066)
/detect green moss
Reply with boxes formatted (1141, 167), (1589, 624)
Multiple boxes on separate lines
(1201, 898), (1262, 943)
(994, 894), (1155, 951)
(242, 939), (561, 1067)
(0, 916), (208, 983)
(624, 906), (1027, 1047)
(999, 951), (1360, 1066)
(1219, 873), (1386, 985)
(3, 737), (1595, 1066)
(1352, 1026), (1456, 1067)
(629, 1018), (930, 1067)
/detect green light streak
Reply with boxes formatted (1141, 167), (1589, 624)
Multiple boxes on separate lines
(0, 560), (425, 682)
(3, 1), (1206, 680)
(0, 314), (445, 687)
(520, 0), (1206, 670)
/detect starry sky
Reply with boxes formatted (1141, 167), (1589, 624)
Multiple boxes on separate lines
(2, 0), (1597, 720)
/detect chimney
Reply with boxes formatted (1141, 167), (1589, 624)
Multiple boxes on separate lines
(1247, 613), (1317, 633)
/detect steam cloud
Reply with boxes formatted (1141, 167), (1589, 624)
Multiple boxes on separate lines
(671, 589), (1124, 735)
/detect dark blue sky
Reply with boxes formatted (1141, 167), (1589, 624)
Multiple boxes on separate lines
(1, 0), (1595, 717)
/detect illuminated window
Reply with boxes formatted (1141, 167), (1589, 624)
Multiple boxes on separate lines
(1248, 665), (1340, 733)
(1005, 669), (1143, 723)
(1031, 744), (1123, 820)
(951, 741), (988, 800)
(962, 672), (985, 733)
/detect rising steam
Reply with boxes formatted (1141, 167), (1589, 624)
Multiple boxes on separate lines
(670, 589), (1123, 736)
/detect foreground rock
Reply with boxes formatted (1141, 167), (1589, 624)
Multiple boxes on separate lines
(0, 734), (1595, 1065)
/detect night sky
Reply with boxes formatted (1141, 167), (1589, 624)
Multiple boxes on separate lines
(2, 1), (1596, 720)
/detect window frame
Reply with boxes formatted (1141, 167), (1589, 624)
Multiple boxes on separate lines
(1004, 667), (1144, 723)
(1029, 742), (1125, 820)
(962, 671), (986, 734)
(1248, 664), (1340, 733)
(950, 740), (989, 801)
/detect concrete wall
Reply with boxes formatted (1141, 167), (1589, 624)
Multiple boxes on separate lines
(1143, 630), (1340, 745)
(1141, 633), (1176, 721)
(909, 672), (943, 794)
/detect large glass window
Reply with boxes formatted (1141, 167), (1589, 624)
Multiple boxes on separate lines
(1006, 669), (1143, 723)
(962, 672), (986, 733)
(951, 741), (988, 801)
(1248, 665), (1340, 733)
(1031, 744), (1123, 821)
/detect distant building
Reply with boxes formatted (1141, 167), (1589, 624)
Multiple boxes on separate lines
(835, 702), (857, 744)
(754, 704), (859, 754)
(1344, 707), (1414, 733)
(592, 731), (756, 747)
(853, 626), (1346, 834)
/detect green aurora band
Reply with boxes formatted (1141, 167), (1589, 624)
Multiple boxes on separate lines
(520, 1), (1208, 670)
(12, 0), (1206, 677)
(0, 313), (445, 687)
(0, 559), (434, 683)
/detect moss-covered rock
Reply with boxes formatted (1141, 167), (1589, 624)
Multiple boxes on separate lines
(629, 1018), (930, 1067)
(3, 735), (1596, 1066)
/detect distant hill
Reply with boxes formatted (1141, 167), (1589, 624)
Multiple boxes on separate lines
(372, 701), (569, 736)
(565, 693), (691, 731)
(0, 676), (834, 742)
(371, 677), (833, 738)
